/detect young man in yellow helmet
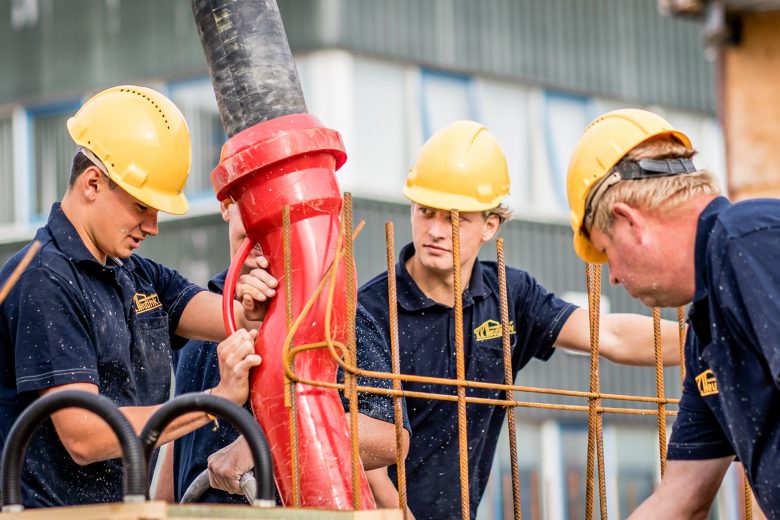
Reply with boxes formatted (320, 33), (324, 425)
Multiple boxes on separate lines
(0, 85), (268, 508)
(359, 120), (683, 519)
(566, 108), (779, 518)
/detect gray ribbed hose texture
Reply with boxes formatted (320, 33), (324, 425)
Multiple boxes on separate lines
(191, 0), (308, 137)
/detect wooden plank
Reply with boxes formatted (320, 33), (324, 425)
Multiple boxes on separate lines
(722, 10), (780, 200)
(0, 502), (403, 520)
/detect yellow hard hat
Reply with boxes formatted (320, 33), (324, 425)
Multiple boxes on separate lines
(403, 120), (510, 211)
(566, 108), (692, 263)
(67, 85), (191, 215)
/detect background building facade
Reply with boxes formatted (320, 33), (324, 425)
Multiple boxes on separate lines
(0, 1), (743, 518)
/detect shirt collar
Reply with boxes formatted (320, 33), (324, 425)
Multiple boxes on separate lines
(693, 196), (731, 303)
(209, 269), (228, 295)
(395, 242), (488, 311)
(47, 202), (104, 266)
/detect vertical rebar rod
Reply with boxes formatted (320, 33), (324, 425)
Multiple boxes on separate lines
(450, 209), (470, 520)
(497, 238), (523, 520)
(343, 194), (361, 509)
(677, 306), (687, 386)
(282, 205), (301, 507)
(386, 222), (408, 517)
(585, 263), (607, 520)
(653, 307), (668, 478)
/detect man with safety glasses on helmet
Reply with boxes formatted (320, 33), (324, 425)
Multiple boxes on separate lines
(0, 85), (268, 508)
(567, 108), (779, 518)
(359, 120), (685, 520)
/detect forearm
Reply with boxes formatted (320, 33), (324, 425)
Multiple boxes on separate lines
(152, 443), (176, 502)
(366, 467), (401, 509)
(600, 314), (682, 366)
(350, 413), (410, 470)
(628, 458), (731, 519)
(46, 383), (220, 465)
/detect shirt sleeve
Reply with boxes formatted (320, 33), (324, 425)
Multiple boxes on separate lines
(722, 235), (780, 387)
(339, 303), (411, 433)
(11, 267), (99, 393)
(667, 364), (735, 460)
(511, 269), (577, 364)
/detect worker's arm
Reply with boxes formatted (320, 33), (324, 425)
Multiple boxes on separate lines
(207, 412), (410, 495)
(349, 412), (410, 470)
(43, 329), (261, 466)
(176, 256), (278, 342)
(555, 308), (682, 366)
(366, 467), (415, 517)
(628, 457), (732, 519)
(152, 443), (175, 503)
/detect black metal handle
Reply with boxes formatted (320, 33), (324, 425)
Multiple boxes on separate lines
(1, 390), (146, 512)
(139, 393), (275, 506)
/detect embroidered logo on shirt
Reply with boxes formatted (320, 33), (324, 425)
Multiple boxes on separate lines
(695, 369), (719, 396)
(474, 319), (516, 341)
(133, 292), (162, 315)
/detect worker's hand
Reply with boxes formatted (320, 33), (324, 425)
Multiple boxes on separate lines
(236, 255), (278, 323)
(207, 435), (255, 495)
(212, 329), (261, 405)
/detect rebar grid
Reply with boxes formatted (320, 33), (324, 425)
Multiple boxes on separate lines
(272, 196), (752, 519)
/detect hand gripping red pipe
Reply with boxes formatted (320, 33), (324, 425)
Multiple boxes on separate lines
(214, 113), (375, 509)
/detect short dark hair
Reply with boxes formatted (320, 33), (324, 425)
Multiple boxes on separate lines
(68, 150), (119, 190)
(69, 150), (94, 187)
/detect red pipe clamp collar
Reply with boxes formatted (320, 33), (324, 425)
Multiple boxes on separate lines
(213, 114), (374, 509)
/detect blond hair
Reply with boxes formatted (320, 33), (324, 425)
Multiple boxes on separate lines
(589, 136), (721, 235)
(484, 204), (513, 225)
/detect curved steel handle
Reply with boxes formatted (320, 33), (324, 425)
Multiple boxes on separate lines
(0, 390), (146, 512)
(139, 392), (274, 506)
(222, 237), (255, 336)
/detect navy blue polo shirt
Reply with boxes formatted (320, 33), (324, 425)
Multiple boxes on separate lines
(0, 203), (203, 508)
(667, 197), (780, 517)
(172, 270), (246, 505)
(359, 243), (575, 520)
(172, 271), (409, 504)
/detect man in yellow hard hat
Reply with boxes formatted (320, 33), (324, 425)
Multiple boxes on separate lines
(0, 85), (269, 508)
(566, 108), (779, 518)
(359, 120), (683, 520)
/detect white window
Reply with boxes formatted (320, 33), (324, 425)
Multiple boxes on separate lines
(168, 79), (225, 200)
(29, 103), (78, 220)
(420, 69), (476, 139)
(0, 115), (14, 224)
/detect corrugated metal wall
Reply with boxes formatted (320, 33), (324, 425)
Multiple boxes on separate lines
(0, 196), (682, 419)
(1, 0), (713, 113)
(330, 0), (714, 113)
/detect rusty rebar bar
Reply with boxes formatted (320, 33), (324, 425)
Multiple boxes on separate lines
(386, 222), (408, 516)
(282, 205), (301, 507)
(653, 307), (667, 478)
(450, 209), (470, 520)
(497, 238), (523, 520)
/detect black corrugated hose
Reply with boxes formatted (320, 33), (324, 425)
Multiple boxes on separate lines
(0, 390), (146, 512)
(191, 0), (308, 137)
(139, 392), (275, 507)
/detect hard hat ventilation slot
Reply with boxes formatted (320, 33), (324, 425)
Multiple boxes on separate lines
(120, 88), (171, 130)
